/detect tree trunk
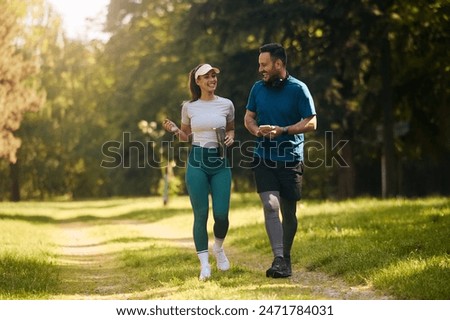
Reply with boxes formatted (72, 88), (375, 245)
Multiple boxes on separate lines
(380, 35), (397, 198)
(10, 161), (20, 202)
(337, 141), (355, 199)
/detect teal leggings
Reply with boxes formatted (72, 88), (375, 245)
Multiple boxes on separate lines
(186, 145), (231, 253)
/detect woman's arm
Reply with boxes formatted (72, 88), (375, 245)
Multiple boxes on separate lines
(224, 121), (235, 146)
(177, 123), (191, 142)
(163, 119), (191, 142)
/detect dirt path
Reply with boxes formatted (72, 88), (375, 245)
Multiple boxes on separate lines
(225, 247), (391, 300)
(53, 220), (391, 300)
(54, 223), (139, 299)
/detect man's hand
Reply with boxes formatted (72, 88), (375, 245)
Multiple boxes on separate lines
(259, 125), (276, 137)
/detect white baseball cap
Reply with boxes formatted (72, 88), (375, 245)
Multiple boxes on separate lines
(195, 64), (220, 79)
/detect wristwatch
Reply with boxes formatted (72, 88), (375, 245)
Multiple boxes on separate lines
(282, 126), (289, 135)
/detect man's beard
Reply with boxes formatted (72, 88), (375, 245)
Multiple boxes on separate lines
(262, 72), (284, 87)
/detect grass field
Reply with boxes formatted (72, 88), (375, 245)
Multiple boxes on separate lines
(0, 195), (449, 300)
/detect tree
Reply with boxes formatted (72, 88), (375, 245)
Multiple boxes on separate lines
(172, 0), (450, 198)
(102, 0), (192, 196)
(2, 0), (447, 200)
(0, 1), (44, 164)
(0, 0), (45, 201)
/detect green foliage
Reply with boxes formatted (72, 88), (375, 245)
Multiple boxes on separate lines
(0, 0), (448, 199)
(0, 0), (44, 164)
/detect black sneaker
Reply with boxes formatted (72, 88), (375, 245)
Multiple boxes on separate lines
(266, 256), (290, 278)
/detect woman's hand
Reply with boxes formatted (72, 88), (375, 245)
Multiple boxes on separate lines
(163, 119), (179, 133)
(224, 135), (234, 147)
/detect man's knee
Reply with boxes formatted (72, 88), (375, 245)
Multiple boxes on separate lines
(260, 193), (280, 213)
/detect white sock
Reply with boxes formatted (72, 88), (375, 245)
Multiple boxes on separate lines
(213, 237), (225, 251)
(212, 238), (230, 271)
(197, 250), (211, 280)
(197, 250), (209, 266)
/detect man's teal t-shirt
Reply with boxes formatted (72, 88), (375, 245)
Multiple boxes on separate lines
(245, 75), (316, 162)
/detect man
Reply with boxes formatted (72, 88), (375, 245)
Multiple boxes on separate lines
(244, 43), (317, 278)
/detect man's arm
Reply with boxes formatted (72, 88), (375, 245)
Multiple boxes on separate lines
(244, 110), (262, 137)
(285, 114), (317, 135)
(271, 115), (317, 137)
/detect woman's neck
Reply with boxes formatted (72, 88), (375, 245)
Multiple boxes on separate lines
(200, 92), (216, 101)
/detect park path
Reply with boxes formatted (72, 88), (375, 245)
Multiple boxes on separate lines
(225, 247), (391, 300)
(53, 219), (391, 300)
(54, 223), (134, 299)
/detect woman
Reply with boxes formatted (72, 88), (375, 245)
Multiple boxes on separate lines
(163, 63), (235, 280)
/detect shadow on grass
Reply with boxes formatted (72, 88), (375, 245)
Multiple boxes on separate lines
(0, 193), (260, 226)
(0, 207), (189, 225)
(59, 236), (193, 249)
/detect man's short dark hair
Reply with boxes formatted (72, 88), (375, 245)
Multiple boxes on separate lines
(259, 43), (287, 66)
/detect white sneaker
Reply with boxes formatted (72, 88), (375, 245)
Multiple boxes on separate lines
(214, 247), (230, 271)
(199, 264), (211, 281)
